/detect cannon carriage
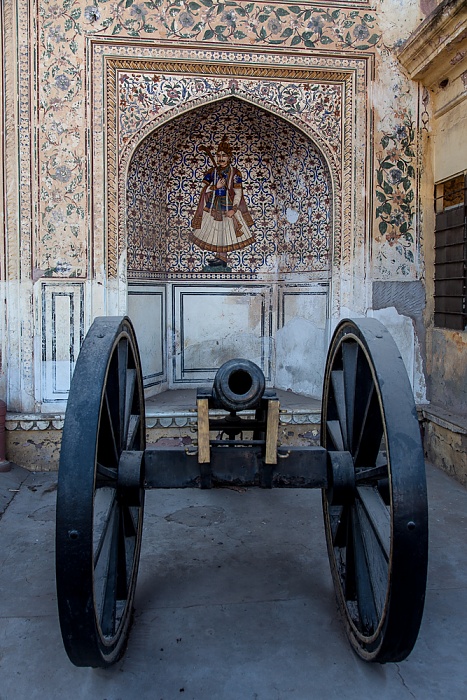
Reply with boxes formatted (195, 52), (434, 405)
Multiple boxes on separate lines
(55, 316), (428, 668)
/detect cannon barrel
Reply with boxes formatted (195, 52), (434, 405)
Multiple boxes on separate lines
(211, 358), (266, 412)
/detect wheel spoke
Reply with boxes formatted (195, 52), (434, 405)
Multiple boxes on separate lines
(94, 497), (119, 636)
(355, 497), (389, 618)
(356, 486), (390, 560)
(326, 419), (344, 451)
(351, 506), (379, 634)
(117, 339), (129, 449)
(116, 507), (129, 601)
(329, 504), (347, 547)
(122, 506), (138, 591)
(126, 414), (140, 451)
(122, 503), (139, 539)
(331, 370), (348, 448)
(123, 369), (136, 448)
(97, 394), (119, 469)
(105, 355), (123, 454)
(351, 353), (374, 459)
(342, 342), (358, 454)
(97, 463), (118, 481)
(354, 387), (384, 468)
(93, 490), (117, 568)
(355, 464), (388, 483)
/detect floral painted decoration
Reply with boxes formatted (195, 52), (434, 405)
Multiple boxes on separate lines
(375, 114), (416, 269)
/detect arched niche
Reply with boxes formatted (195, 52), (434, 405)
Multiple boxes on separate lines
(127, 97), (332, 277)
(126, 97), (333, 396)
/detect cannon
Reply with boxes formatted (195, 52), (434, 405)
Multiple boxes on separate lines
(55, 316), (428, 668)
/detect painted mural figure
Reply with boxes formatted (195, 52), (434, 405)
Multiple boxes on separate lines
(191, 138), (254, 269)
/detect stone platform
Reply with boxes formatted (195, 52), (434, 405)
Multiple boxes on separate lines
(5, 389), (321, 471)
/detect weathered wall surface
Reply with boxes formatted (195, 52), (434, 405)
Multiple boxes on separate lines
(1, 0), (440, 468)
(398, 0), (467, 419)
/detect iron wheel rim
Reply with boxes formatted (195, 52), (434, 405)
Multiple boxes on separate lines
(321, 318), (428, 662)
(56, 316), (146, 667)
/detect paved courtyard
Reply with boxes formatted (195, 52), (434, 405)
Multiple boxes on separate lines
(0, 460), (466, 700)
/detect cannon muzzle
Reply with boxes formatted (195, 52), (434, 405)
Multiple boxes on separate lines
(212, 358), (266, 412)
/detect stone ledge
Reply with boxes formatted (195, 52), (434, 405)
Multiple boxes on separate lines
(421, 404), (467, 435)
(6, 414), (65, 431)
(6, 405), (321, 432)
(397, 0), (467, 83)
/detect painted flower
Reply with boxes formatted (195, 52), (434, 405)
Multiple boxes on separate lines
(154, 10), (167, 24)
(50, 189), (63, 203)
(55, 74), (70, 91)
(394, 125), (407, 141)
(49, 97), (63, 111)
(179, 11), (195, 28)
(388, 168), (403, 185)
(267, 18), (282, 35)
(51, 121), (65, 135)
(130, 4), (148, 20)
(52, 208), (65, 223)
(246, 18), (259, 31)
(221, 10), (237, 26)
(49, 25), (65, 43)
(290, 17), (304, 31)
(307, 16), (325, 33)
(54, 260), (72, 275)
(166, 88), (180, 99)
(109, 3), (124, 20)
(84, 5), (100, 22)
(386, 230), (401, 246)
(391, 211), (406, 227)
(353, 24), (370, 41)
(48, 5), (63, 19)
(284, 94), (298, 108)
(392, 191), (406, 207)
(54, 166), (71, 183)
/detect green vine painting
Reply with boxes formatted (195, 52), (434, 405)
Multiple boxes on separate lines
(51, 1), (381, 50)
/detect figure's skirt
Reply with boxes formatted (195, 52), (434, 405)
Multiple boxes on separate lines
(191, 210), (254, 252)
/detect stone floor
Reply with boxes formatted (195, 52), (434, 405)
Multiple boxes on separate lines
(0, 461), (466, 699)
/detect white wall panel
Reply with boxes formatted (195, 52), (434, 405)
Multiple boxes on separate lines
(41, 282), (84, 405)
(172, 284), (272, 385)
(276, 284), (329, 398)
(128, 284), (166, 389)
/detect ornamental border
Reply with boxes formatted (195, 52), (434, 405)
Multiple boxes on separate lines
(99, 51), (362, 280)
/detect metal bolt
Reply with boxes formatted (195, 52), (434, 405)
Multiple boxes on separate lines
(68, 529), (80, 540)
(407, 521), (416, 531)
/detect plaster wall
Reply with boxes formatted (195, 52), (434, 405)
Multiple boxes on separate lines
(434, 99), (467, 183)
(396, 0), (467, 480)
(1, 0), (436, 468)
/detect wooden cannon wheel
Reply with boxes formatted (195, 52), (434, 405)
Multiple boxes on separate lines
(56, 316), (146, 668)
(321, 318), (428, 662)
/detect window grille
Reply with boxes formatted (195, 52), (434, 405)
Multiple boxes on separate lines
(434, 174), (467, 331)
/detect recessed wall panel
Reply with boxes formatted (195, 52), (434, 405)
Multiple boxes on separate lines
(128, 285), (166, 388)
(41, 282), (84, 404)
(173, 284), (272, 384)
(276, 284), (329, 398)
